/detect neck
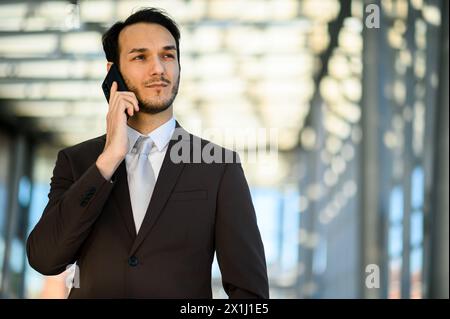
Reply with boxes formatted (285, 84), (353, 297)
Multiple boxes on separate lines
(127, 106), (173, 135)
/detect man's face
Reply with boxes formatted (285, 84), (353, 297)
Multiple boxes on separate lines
(118, 22), (180, 114)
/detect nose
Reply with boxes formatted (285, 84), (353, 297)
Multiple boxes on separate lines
(147, 55), (165, 76)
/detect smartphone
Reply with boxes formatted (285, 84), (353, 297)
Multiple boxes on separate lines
(102, 64), (140, 118)
(102, 63), (129, 103)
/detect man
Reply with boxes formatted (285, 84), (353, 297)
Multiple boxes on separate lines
(27, 8), (269, 299)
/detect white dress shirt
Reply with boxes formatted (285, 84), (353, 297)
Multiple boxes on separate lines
(125, 117), (176, 232)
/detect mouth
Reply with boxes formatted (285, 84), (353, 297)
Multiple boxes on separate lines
(145, 83), (169, 89)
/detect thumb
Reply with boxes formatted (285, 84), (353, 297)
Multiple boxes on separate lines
(110, 81), (118, 98)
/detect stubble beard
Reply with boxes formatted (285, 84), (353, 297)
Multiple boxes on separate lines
(125, 74), (180, 114)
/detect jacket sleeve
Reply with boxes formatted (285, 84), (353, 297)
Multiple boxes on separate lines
(26, 149), (115, 275)
(215, 161), (269, 299)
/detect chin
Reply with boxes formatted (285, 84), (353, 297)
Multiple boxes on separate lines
(140, 106), (171, 115)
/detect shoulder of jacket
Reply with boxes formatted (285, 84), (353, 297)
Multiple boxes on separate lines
(59, 134), (106, 157)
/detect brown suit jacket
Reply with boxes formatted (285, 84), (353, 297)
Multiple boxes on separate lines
(26, 123), (269, 298)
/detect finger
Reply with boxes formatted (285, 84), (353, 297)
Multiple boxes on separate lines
(118, 91), (137, 98)
(108, 81), (118, 109)
(116, 93), (139, 112)
(125, 101), (134, 117)
(110, 81), (117, 96)
(116, 91), (139, 111)
(109, 89), (129, 114)
(113, 98), (135, 117)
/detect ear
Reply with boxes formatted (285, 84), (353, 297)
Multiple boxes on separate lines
(106, 62), (113, 72)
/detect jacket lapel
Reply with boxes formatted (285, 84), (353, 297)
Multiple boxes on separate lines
(129, 123), (187, 256)
(111, 160), (138, 239)
(97, 135), (137, 239)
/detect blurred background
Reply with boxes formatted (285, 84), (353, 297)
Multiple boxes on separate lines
(0, 0), (448, 299)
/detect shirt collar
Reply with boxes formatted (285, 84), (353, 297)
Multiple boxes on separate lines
(126, 117), (176, 154)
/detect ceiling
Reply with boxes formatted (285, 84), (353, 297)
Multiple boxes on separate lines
(0, 0), (358, 186)
(0, 0), (345, 146)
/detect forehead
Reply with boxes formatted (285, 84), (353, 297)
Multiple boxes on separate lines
(118, 22), (176, 52)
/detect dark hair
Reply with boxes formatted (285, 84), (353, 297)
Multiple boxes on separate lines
(102, 8), (181, 66)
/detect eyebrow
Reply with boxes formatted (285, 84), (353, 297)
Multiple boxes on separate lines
(162, 45), (177, 51)
(127, 45), (177, 54)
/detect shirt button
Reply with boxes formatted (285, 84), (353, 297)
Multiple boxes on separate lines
(128, 256), (139, 267)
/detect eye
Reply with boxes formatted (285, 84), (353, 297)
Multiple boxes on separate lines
(132, 55), (145, 61)
(163, 53), (175, 59)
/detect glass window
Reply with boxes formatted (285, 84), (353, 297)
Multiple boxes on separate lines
(388, 224), (403, 257)
(410, 247), (423, 298)
(388, 186), (404, 298)
(0, 132), (11, 288)
(280, 187), (300, 272)
(411, 166), (424, 209)
(251, 187), (281, 266)
(389, 186), (403, 224)
(388, 257), (402, 299)
(410, 211), (424, 247)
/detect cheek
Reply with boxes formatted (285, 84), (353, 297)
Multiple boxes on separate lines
(127, 67), (144, 80)
(167, 63), (180, 79)
(126, 70), (147, 89)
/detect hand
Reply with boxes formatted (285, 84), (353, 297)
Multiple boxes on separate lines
(96, 81), (139, 180)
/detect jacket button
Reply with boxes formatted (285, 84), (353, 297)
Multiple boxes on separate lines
(128, 256), (139, 267)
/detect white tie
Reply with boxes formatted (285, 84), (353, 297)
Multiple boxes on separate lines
(128, 136), (156, 234)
